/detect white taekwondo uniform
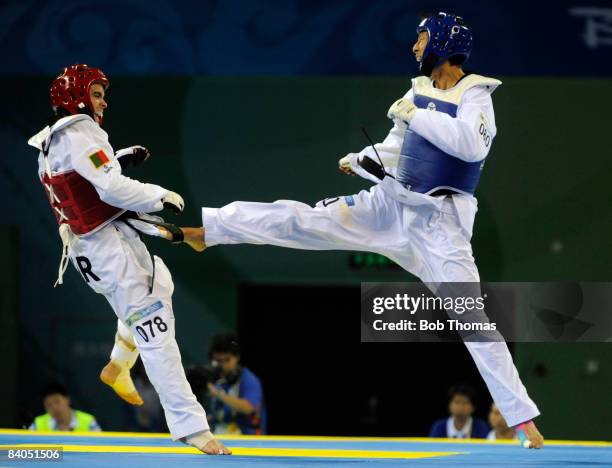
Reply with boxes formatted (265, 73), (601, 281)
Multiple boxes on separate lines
(29, 114), (208, 440)
(200, 74), (540, 427)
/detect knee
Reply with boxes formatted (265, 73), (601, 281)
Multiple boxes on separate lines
(441, 259), (480, 282)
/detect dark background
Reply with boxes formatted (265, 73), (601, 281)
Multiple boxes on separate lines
(238, 284), (493, 437)
(1, 0), (611, 441)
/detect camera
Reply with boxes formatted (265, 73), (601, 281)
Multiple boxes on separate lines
(185, 364), (223, 394)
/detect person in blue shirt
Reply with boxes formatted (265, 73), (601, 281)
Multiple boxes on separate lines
(206, 334), (266, 435)
(429, 384), (489, 439)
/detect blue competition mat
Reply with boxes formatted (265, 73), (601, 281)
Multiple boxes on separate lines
(0, 429), (610, 467)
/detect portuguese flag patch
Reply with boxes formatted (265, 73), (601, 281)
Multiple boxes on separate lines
(89, 149), (110, 169)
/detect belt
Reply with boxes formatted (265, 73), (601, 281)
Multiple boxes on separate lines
(429, 189), (458, 197)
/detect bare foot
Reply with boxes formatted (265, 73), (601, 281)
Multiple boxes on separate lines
(515, 420), (544, 449)
(183, 430), (232, 455)
(202, 438), (232, 455)
(156, 226), (205, 252)
(99, 361), (143, 406)
(181, 227), (206, 252)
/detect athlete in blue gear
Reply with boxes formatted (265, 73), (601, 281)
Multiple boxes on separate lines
(170, 11), (545, 449)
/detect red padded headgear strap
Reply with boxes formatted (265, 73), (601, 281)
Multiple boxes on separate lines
(50, 64), (109, 120)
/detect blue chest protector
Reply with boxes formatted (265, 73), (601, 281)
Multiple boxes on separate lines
(396, 95), (484, 195)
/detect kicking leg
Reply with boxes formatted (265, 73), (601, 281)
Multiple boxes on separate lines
(198, 189), (406, 254)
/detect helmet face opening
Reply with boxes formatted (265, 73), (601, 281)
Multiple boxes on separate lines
(416, 12), (473, 76)
(50, 64), (109, 123)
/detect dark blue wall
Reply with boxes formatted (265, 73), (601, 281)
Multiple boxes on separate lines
(2, 0), (612, 76)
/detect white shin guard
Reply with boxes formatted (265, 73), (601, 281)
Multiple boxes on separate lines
(110, 320), (139, 368)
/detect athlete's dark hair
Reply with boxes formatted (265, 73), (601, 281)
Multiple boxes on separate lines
(448, 55), (466, 66)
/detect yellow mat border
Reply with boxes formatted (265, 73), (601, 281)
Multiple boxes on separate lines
(0, 429), (610, 447)
(0, 443), (465, 459)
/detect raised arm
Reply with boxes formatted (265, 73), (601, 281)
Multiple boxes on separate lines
(339, 89), (414, 182)
(66, 120), (181, 213)
(407, 86), (497, 162)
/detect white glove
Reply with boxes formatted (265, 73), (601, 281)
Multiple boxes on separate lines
(387, 98), (417, 125)
(338, 153), (359, 176)
(162, 191), (185, 214)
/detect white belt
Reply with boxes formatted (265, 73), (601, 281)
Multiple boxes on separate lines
(378, 176), (446, 209)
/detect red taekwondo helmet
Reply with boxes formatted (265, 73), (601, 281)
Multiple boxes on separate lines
(50, 64), (109, 124)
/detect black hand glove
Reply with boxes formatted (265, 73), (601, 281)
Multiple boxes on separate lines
(131, 146), (150, 167)
(116, 145), (150, 169)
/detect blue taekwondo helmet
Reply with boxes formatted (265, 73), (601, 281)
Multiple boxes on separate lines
(416, 12), (473, 76)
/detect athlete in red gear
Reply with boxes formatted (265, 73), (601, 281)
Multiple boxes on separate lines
(28, 65), (227, 455)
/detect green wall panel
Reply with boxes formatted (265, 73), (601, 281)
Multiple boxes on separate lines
(3, 76), (611, 437)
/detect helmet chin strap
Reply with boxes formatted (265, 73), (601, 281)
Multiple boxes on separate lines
(420, 53), (441, 77)
(77, 102), (102, 125)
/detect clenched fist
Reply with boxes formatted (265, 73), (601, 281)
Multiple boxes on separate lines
(162, 191), (185, 214)
(387, 98), (417, 125)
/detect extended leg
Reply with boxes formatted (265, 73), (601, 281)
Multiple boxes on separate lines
(200, 190), (407, 255)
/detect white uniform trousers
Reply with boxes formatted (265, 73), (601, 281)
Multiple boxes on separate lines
(202, 181), (540, 427)
(68, 220), (208, 440)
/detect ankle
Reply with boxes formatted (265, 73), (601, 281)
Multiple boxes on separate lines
(181, 227), (204, 241)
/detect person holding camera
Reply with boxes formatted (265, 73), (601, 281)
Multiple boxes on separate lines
(205, 334), (266, 435)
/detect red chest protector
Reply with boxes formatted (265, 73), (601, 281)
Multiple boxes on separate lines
(38, 116), (124, 236)
(41, 170), (123, 235)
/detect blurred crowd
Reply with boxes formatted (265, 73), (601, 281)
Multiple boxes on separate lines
(26, 344), (511, 441)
